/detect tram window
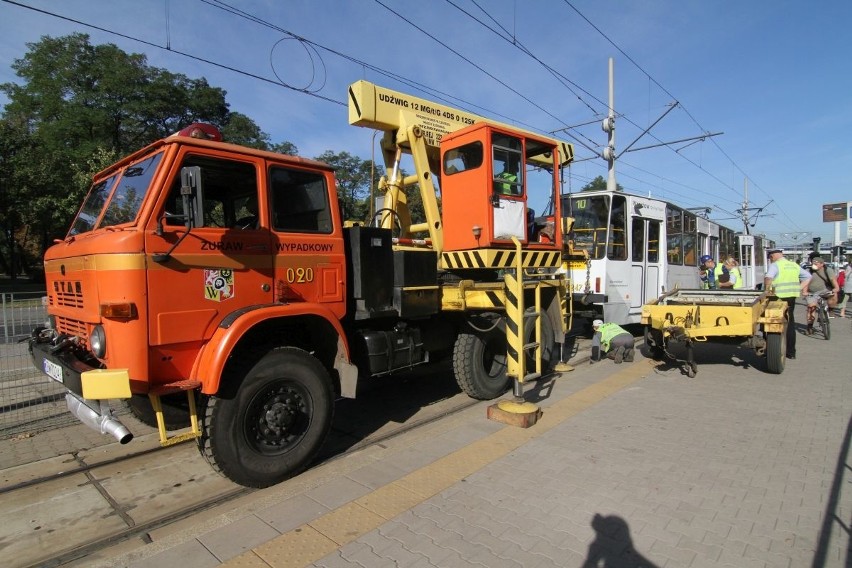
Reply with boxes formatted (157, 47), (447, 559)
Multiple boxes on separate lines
(632, 219), (644, 262)
(607, 195), (627, 260)
(666, 206), (682, 233)
(683, 233), (696, 266)
(648, 221), (660, 262)
(569, 195), (609, 259)
(667, 234), (682, 265)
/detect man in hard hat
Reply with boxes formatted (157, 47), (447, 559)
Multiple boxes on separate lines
(590, 319), (635, 364)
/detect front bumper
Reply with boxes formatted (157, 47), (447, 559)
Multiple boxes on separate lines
(28, 329), (131, 400)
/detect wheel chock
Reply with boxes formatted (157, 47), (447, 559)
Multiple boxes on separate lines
(487, 399), (542, 428)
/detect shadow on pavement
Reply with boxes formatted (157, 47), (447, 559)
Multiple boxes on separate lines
(581, 513), (660, 568)
(812, 413), (852, 568)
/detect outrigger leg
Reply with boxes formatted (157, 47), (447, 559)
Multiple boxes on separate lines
(486, 236), (544, 428)
(685, 341), (698, 378)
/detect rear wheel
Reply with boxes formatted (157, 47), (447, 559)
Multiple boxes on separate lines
(200, 347), (334, 488)
(453, 309), (555, 400)
(765, 332), (785, 374)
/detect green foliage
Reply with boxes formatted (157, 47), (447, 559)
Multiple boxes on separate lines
(314, 150), (377, 223)
(0, 33), (292, 277)
(580, 175), (623, 192)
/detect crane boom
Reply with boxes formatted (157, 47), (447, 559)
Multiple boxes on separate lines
(348, 81), (574, 167)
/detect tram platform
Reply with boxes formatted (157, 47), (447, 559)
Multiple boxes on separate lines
(4, 305), (852, 568)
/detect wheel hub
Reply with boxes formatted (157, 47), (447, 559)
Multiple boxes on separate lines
(251, 385), (307, 448)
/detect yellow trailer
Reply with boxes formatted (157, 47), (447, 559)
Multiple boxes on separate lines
(640, 289), (788, 377)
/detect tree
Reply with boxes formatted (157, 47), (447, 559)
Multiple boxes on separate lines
(0, 34), (274, 277)
(314, 150), (376, 222)
(580, 175), (624, 192)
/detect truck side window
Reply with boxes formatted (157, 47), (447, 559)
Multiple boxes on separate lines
(165, 155), (257, 228)
(492, 134), (523, 196)
(270, 166), (332, 233)
(443, 142), (483, 175)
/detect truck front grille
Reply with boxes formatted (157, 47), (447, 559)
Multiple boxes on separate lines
(56, 316), (87, 339)
(52, 280), (84, 308)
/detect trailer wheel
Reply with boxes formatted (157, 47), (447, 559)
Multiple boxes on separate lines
(644, 326), (665, 360)
(453, 310), (555, 400)
(765, 332), (785, 374)
(200, 347), (333, 488)
(126, 393), (191, 431)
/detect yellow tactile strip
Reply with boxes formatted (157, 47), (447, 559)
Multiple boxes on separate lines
(224, 360), (655, 568)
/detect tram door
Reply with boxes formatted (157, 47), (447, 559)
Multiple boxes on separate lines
(629, 217), (662, 310)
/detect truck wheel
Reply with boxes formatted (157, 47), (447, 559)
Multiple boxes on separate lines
(765, 333), (785, 374)
(126, 393), (191, 431)
(200, 347), (333, 488)
(453, 310), (554, 400)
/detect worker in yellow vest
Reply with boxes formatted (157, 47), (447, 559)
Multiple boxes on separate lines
(723, 257), (743, 289)
(590, 319), (635, 364)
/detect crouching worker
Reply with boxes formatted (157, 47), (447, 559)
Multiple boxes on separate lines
(590, 319), (635, 364)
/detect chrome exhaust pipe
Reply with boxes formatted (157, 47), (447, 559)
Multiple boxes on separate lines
(66, 393), (133, 444)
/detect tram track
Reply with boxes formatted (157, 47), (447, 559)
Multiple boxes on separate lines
(11, 335), (603, 568)
(18, 390), (482, 568)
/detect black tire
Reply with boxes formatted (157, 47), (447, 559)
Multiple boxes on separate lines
(819, 307), (831, 340)
(200, 347), (334, 488)
(126, 393), (192, 431)
(765, 332), (785, 374)
(644, 326), (665, 360)
(453, 310), (555, 400)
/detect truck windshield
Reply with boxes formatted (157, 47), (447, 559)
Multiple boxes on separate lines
(68, 151), (163, 236)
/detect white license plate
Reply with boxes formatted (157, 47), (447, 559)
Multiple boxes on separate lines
(43, 359), (64, 383)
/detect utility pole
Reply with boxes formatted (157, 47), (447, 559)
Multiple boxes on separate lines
(602, 58), (616, 191)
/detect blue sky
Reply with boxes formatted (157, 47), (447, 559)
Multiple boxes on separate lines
(1, 0), (850, 246)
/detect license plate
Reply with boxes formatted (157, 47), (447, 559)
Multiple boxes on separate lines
(43, 359), (64, 383)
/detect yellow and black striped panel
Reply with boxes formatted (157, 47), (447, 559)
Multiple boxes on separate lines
(441, 249), (561, 270)
(503, 273), (522, 381)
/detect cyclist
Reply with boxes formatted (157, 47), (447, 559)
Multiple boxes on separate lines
(803, 256), (840, 333)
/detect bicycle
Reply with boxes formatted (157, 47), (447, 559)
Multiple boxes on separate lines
(810, 290), (833, 340)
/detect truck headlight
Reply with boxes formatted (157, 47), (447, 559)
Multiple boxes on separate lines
(90, 325), (106, 358)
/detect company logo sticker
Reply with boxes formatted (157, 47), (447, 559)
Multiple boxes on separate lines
(204, 269), (234, 302)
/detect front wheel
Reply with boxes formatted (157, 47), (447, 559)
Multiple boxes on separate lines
(765, 332), (785, 374)
(819, 307), (831, 340)
(200, 347), (334, 488)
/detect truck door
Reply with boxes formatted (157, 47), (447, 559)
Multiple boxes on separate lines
(629, 217), (662, 311)
(267, 164), (345, 317)
(145, 153), (273, 356)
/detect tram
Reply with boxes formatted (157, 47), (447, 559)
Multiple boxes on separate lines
(563, 189), (775, 325)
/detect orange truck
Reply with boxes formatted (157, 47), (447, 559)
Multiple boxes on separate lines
(29, 81), (575, 487)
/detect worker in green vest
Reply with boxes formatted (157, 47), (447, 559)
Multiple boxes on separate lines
(590, 319), (635, 364)
(763, 248), (811, 360)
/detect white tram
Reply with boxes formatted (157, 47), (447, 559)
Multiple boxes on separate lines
(562, 189), (774, 325)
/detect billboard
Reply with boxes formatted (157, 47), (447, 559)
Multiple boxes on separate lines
(822, 202), (852, 240)
(822, 202), (848, 222)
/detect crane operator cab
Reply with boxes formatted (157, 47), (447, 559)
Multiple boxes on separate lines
(440, 123), (568, 252)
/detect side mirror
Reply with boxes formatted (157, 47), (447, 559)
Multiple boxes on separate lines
(180, 166), (205, 228)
